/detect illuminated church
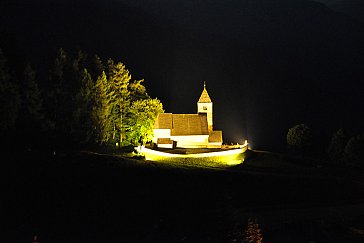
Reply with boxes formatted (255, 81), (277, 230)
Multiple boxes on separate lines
(152, 82), (223, 148)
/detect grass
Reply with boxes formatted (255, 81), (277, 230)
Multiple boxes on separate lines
(2, 149), (364, 242)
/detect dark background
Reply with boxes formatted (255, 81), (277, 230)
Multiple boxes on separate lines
(1, 0), (363, 151)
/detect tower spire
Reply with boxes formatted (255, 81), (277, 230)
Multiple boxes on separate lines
(197, 80), (213, 132)
(198, 81), (212, 103)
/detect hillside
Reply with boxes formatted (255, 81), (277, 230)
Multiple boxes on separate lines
(2, 149), (364, 242)
(321, 0), (364, 23)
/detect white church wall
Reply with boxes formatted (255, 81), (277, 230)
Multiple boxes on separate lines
(197, 102), (213, 131)
(207, 142), (222, 148)
(152, 129), (171, 143)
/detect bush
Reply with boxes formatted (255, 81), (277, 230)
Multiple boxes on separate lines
(326, 128), (347, 163)
(344, 134), (364, 167)
(286, 124), (312, 153)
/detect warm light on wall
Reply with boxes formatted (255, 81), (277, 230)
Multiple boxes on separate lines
(135, 140), (248, 167)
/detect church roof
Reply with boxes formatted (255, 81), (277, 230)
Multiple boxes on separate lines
(154, 113), (209, 136)
(198, 82), (212, 103)
(154, 113), (173, 129)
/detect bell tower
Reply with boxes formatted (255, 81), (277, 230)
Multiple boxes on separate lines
(197, 81), (213, 132)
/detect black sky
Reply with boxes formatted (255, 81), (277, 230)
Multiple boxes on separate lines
(1, 0), (363, 150)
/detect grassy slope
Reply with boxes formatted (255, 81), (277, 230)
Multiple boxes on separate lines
(2, 150), (364, 242)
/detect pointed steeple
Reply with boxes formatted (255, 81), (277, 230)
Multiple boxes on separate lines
(197, 81), (213, 132)
(198, 81), (212, 103)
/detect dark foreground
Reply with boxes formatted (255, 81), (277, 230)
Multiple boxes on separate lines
(2, 150), (364, 242)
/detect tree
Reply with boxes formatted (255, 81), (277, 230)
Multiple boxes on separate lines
(128, 79), (148, 100)
(45, 48), (69, 139)
(344, 134), (364, 167)
(72, 68), (95, 145)
(125, 98), (163, 145)
(0, 48), (20, 132)
(286, 124), (312, 153)
(229, 219), (263, 243)
(46, 48), (90, 147)
(72, 50), (88, 74)
(0, 47), (164, 150)
(21, 64), (44, 122)
(244, 219), (263, 243)
(107, 60), (131, 146)
(17, 63), (45, 148)
(93, 71), (113, 145)
(89, 54), (104, 81)
(326, 128), (347, 163)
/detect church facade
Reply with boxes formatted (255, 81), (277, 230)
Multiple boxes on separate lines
(152, 83), (223, 148)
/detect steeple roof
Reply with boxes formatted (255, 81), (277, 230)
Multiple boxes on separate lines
(198, 81), (212, 103)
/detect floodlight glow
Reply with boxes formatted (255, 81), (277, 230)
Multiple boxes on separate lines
(136, 140), (248, 167)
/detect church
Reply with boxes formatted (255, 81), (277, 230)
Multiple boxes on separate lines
(152, 82), (223, 149)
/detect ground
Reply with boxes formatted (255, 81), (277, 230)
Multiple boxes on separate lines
(2, 149), (364, 242)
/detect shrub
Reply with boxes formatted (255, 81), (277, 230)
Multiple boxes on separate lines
(326, 128), (347, 163)
(344, 134), (364, 167)
(286, 124), (312, 153)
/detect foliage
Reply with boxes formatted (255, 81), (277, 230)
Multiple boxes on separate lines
(286, 124), (312, 153)
(244, 219), (263, 243)
(107, 60), (131, 145)
(16, 63), (46, 148)
(45, 48), (70, 138)
(326, 128), (347, 163)
(88, 54), (104, 81)
(0, 48), (20, 132)
(125, 98), (163, 145)
(344, 134), (364, 167)
(21, 64), (44, 124)
(229, 218), (263, 243)
(0, 47), (164, 150)
(72, 68), (96, 145)
(106, 60), (165, 146)
(93, 71), (113, 145)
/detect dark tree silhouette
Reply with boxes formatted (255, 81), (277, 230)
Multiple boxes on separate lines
(344, 134), (364, 167)
(244, 218), (263, 243)
(0, 49), (20, 132)
(286, 124), (312, 153)
(0, 47), (163, 150)
(326, 128), (347, 163)
(17, 63), (45, 148)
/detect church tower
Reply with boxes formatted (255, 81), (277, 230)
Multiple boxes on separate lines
(197, 81), (213, 132)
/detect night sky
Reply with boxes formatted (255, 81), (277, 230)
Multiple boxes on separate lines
(1, 0), (363, 150)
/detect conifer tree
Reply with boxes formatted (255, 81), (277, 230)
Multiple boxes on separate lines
(327, 128), (346, 163)
(129, 79), (148, 100)
(73, 68), (95, 145)
(244, 219), (263, 243)
(94, 71), (112, 145)
(105, 60), (164, 146)
(46, 48), (69, 136)
(89, 54), (104, 81)
(344, 134), (364, 167)
(21, 64), (44, 123)
(0, 48), (20, 132)
(72, 50), (88, 74)
(17, 63), (45, 147)
(107, 60), (131, 146)
(47, 48), (83, 147)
